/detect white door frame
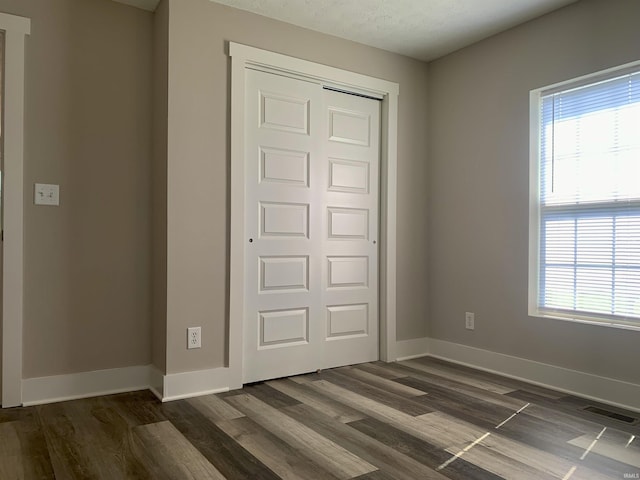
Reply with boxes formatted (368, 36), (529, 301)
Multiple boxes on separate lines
(228, 43), (399, 388)
(1, 12), (30, 407)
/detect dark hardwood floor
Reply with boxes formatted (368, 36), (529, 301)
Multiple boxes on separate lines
(1, 356), (638, 479)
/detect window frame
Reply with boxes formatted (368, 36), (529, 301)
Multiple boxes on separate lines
(529, 60), (640, 331)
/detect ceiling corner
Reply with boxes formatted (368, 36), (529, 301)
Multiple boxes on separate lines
(111, 0), (160, 12)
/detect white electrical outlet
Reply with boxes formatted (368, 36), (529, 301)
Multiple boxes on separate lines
(187, 327), (201, 349)
(465, 312), (475, 330)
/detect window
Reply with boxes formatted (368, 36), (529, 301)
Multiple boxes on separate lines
(530, 63), (640, 329)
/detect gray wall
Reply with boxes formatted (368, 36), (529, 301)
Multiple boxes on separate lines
(152, 0), (168, 374)
(427, 0), (640, 383)
(164, 0), (430, 374)
(0, 0), (153, 378)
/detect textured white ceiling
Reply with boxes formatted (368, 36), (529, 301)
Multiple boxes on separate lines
(208, 0), (577, 61)
(113, 0), (577, 61)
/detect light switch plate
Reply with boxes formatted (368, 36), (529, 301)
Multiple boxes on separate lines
(34, 183), (60, 206)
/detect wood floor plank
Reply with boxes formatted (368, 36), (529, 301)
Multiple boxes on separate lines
(187, 394), (244, 423)
(0, 421), (21, 455)
(225, 393), (377, 480)
(108, 390), (169, 427)
(439, 412), (622, 480)
(217, 416), (340, 480)
(37, 398), (145, 479)
(0, 410), (55, 480)
(378, 362), (529, 411)
(348, 417), (503, 480)
(395, 376), (518, 428)
(315, 370), (433, 416)
(399, 376), (586, 453)
(569, 465), (632, 480)
(568, 430), (640, 468)
(40, 419), (101, 478)
(510, 390), (640, 438)
(597, 428), (640, 450)
(485, 413), (640, 478)
(284, 403), (450, 480)
(288, 374), (315, 384)
(266, 378), (366, 423)
(239, 383), (302, 409)
(523, 403), (606, 437)
(160, 400), (280, 480)
(0, 422), (30, 480)
(335, 366), (427, 397)
(353, 362), (407, 380)
(92, 396), (156, 479)
(417, 357), (564, 399)
(305, 379), (486, 450)
(399, 359), (516, 394)
(132, 421), (226, 479)
(455, 444), (622, 480)
(351, 470), (399, 480)
(554, 396), (640, 436)
(444, 443), (558, 480)
(496, 408), (594, 449)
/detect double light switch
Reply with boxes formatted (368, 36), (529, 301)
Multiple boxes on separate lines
(34, 183), (60, 206)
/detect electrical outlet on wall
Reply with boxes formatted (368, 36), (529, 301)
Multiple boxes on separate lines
(187, 327), (201, 349)
(465, 312), (475, 330)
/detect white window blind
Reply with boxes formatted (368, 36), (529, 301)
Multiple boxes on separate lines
(537, 68), (640, 327)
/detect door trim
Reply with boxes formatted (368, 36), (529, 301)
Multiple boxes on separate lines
(1, 12), (30, 407)
(228, 42), (399, 388)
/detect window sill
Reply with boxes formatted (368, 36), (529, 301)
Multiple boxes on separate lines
(530, 311), (640, 332)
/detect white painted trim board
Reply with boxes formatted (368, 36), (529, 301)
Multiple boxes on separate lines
(21, 365), (233, 406)
(16, 340), (640, 414)
(162, 367), (230, 402)
(395, 337), (430, 361)
(22, 366), (151, 407)
(1, 12), (31, 408)
(396, 337), (640, 413)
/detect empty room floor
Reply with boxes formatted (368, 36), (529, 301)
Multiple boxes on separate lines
(1, 357), (638, 479)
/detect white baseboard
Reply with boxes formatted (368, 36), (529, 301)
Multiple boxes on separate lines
(161, 367), (230, 401)
(149, 366), (165, 401)
(21, 338), (639, 413)
(20, 364), (233, 406)
(424, 338), (640, 413)
(395, 337), (430, 361)
(22, 365), (151, 406)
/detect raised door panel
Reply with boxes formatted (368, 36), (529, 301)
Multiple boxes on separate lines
(327, 304), (369, 340)
(259, 308), (309, 348)
(244, 69), (324, 384)
(329, 108), (370, 146)
(260, 256), (309, 293)
(328, 159), (369, 194)
(322, 89), (380, 370)
(328, 207), (369, 240)
(260, 147), (310, 187)
(327, 256), (368, 288)
(260, 91), (309, 135)
(260, 202), (309, 238)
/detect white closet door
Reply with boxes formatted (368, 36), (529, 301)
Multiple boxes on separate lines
(243, 69), (379, 383)
(321, 90), (379, 369)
